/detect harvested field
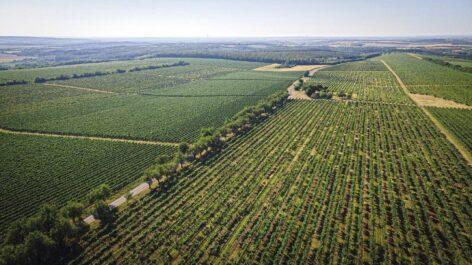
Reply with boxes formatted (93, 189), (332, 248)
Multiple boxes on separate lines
(410, 93), (472, 109)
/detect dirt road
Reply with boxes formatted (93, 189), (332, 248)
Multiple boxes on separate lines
(381, 60), (471, 165)
(0, 128), (179, 147)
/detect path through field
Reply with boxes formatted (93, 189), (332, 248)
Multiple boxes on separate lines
(45, 83), (116, 94)
(381, 59), (472, 165)
(0, 128), (179, 147)
(408, 53), (423, 60)
(287, 66), (328, 100)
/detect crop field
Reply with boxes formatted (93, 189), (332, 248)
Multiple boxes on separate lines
(0, 85), (267, 142)
(428, 107), (472, 153)
(0, 133), (176, 233)
(377, 54), (472, 105)
(0, 58), (264, 83)
(309, 60), (413, 104)
(70, 101), (471, 265)
(0, 58), (300, 142)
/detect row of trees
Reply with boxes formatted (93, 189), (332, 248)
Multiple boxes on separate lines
(423, 57), (472, 73)
(142, 91), (289, 194)
(0, 203), (87, 265)
(129, 61), (189, 72)
(0, 183), (118, 265)
(0, 80), (27, 87)
(34, 61), (189, 83)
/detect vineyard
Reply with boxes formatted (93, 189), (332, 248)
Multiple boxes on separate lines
(0, 58), (300, 142)
(308, 60), (413, 104)
(428, 107), (472, 153)
(0, 133), (176, 233)
(69, 100), (471, 264)
(377, 54), (472, 105)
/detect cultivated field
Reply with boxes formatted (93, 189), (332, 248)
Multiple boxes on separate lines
(308, 60), (413, 104)
(0, 133), (176, 232)
(377, 54), (472, 105)
(428, 108), (472, 153)
(1, 51), (471, 265)
(0, 58), (301, 142)
(70, 101), (471, 264)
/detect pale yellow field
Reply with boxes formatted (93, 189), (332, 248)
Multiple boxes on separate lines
(410, 94), (472, 109)
(254, 64), (324, 72)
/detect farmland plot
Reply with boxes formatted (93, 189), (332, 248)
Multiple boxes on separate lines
(70, 101), (471, 264)
(376, 54), (472, 105)
(309, 60), (413, 104)
(1, 58), (297, 142)
(428, 107), (472, 153)
(0, 133), (176, 233)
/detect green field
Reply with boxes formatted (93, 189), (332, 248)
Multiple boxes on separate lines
(309, 60), (413, 104)
(377, 54), (472, 105)
(428, 107), (472, 153)
(70, 100), (471, 264)
(422, 54), (472, 68)
(0, 133), (176, 232)
(0, 58), (300, 142)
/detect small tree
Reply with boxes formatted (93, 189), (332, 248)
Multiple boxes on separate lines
(93, 201), (117, 225)
(178, 142), (189, 154)
(87, 184), (112, 204)
(61, 201), (84, 223)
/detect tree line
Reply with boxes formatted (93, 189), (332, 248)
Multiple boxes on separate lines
(423, 57), (472, 73)
(0, 90), (289, 265)
(34, 61), (189, 84)
(0, 80), (27, 87)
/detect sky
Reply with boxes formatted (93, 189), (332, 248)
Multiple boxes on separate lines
(1, 0), (471, 38)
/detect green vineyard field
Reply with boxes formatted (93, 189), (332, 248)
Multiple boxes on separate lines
(0, 133), (176, 233)
(377, 54), (472, 105)
(428, 107), (472, 153)
(70, 101), (471, 264)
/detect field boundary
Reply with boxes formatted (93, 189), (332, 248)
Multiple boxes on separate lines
(408, 53), (423, 60)
(0, 127), (180, 147)
(381, 59), (472, 165)
(45, 83), (116, 94)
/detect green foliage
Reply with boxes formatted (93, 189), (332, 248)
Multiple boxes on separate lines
(87, 184), (112, 204)
(428, 107), (472, 153)
(0, 133), (176, 232)
(377, 53), (472, 105)
(93, 201), (117, 226)
(0, 204), (87, 265)
(70, 101), (471, 264)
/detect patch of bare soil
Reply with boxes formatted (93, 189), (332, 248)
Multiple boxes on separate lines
(410, 94), (472, 109)
(254, 64), (325, 72)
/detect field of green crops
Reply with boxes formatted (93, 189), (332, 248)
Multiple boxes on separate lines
(69, 100), (471, 264)
(376, 54), (472, 105)
(0, 133), (176, 233)
(0, 58), (300, 142)
(309, 60), (413, 104)
(428, 107), (472, 153)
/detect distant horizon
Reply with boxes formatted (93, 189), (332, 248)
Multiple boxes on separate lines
(1, 34), (472, 40)
(2, 0), (471, 38)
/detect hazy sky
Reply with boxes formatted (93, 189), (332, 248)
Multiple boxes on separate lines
(1, 0), (471, 37)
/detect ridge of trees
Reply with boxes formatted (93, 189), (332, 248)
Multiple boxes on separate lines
(0, 184), (116, 265)
(33, 61), (189, 83)
(142, 91), (289, 194)
(0, 80), (27, 87)
(423, 57), (472, 73)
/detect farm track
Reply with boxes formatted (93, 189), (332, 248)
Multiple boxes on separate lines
(45, 82), (275, 98)
(45, 83), (116, 94)
(0, 127), (179, 147)
(408, 53), (423, 60)
(381, 59), (472, 165)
